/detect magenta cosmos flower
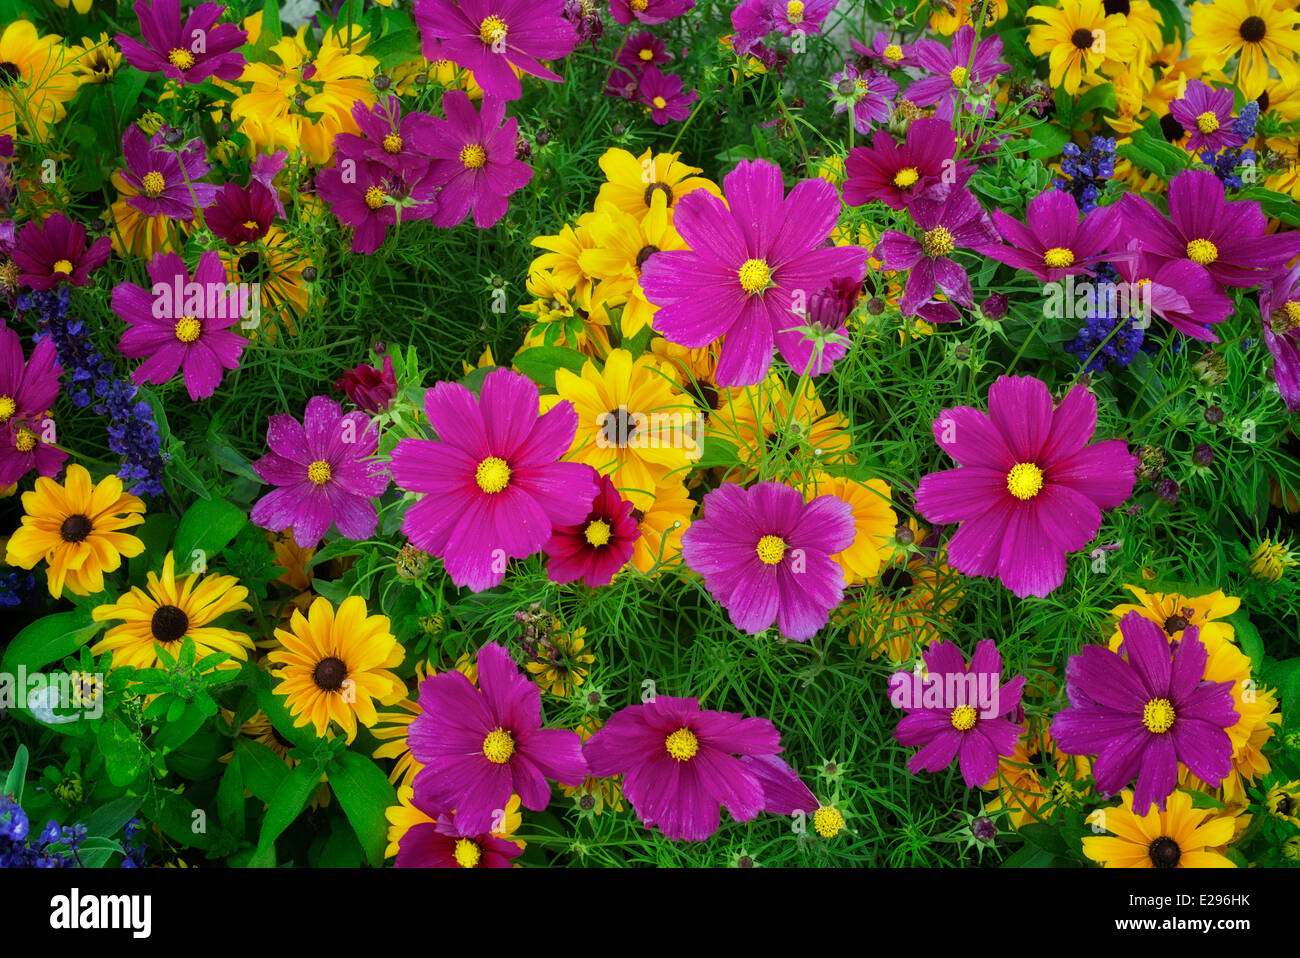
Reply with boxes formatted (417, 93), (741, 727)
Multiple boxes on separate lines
(333, 96), (438, 176)
(334, 354), (398, 414)
(120, 127), (218, 220)
(0, 324), (64, 486)
(1110, 241), (1232, 342)
(204, 180), (278, 246)
(414, 0), (579, 101)
(584, 695), (782, 841)
(783, 270), (865, 376)
(1262, 260), (1300, 412)
(610, 0), (695, 26)
(111, 251), (247, 400)
(681, 481), (854, 640)
(250, 395), (390, 548)
(915, 376), (1137, 598)
(1170, 81), (1244, 154)
(409, 642), (588, 834)
(908, 25), (1008, 120)
(395, 807), (523, 869)
(852, 31), (915, 69)
(425, 91), (532, 229)
(389, 368), (597, 591)
(115, 0), (248, 85)
(980, 189), (1121, 283)
(617, 31), (671, 71)
(890, 639), (1026, 788)
(843, 117), (971, 211)
(315, 157), (437, 254)
(639, 66), (697, 125)
(829, 63), (899, 135)
(874, 185), (998, 316)
(639, 158), (866, 386)
(1050, 612), (1238, 815)
(13, 215), (111, 291)
(544, 469), (638, 586)
(1121, 170), (1300, 290)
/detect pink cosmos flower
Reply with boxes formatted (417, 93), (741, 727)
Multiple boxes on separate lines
(115, 0), (248, 85)
(843, 117), (971, 211)
(389, 368), (597, 591)
(395, 806), (523, 868)
(638, 66), (697, 124)
(584, 695), (782, 841)
(890, 639), (1026, 788)
(203, 181), (278, 246)
(908, 25), (1008, 120)
(543, 469), (638, 586)
(13, 215), (111, 291)
(315, 157), (437, 254)
(333, 96), (438, 175)
(0, 324), (64, 486)
(639, 158), (866, 386)
(111, 251), (247, 400)
(250, 395), (390, 548)
(915, 376), (1137, 598)
(980, 189), (1122, 283)
(425, 91), (533, 229)
(120, 127), (218, 220)
(334, 354), (398, 414)
(414, 0), (579, 101)
(409, 642), (588, 835)
(609, 0), (695, 26)
(681, 481), (854, 640)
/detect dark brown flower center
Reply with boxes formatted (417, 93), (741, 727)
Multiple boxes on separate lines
(1071, 28), (1095, 49)
(1256, 91), (1270, 112)
(271, 725), (294, 748)
(151, 604), (190, 642)
(1148, 836), (1181, 868)
(0, 62), (20, 83)
(601, 407), (639, 447)
(684, 378), (720, 416)
(1159, 112), (1186, 142)
(1277, 795), (1292, 815)
(635, 244), (660, 273)
(878, 566), (915, 596)
(313, 656), (348, 691)
(1102, 0), (1129, 13)
(643, 181), (674, 208)
(1239, 15), (1266, 42)
(59, 514), (93, 543)
(1163, 614), (1189, 635)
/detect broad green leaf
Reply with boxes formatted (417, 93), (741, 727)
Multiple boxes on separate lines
(326, 750), (398, 867)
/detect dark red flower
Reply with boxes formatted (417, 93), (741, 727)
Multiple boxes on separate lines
(13, 215), (111, 291)
(334, 354), (398, 414)
(204, 180), (279, 245)
(544, 469), (637, 587)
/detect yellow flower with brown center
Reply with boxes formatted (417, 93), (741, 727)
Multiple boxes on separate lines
(70, 34), (121, 85)
(383, 787), (523, 859)
(91, 552), (253, 671)
(595, 147), (721, 226)
(1189, 0), (1300, 99)
(982, 725), (1091, 828)
(0, 20), (83, 141)
(1083, 788), (1236, 867)
(1027, 0), (1138, 95)
(267, 595), (406, 744)
(801, 471), (895, 585)
(4, 465), (146, 597)
(628, 479), (694, 574)
(544, 348), (695, 510)
(524, 627), (595, 699)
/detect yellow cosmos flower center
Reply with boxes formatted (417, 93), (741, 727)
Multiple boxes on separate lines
(738, 258), (772, 294)
(307, 460), (332, 485)
(382, 132), (403, 154)
(1006, 462), (1044, 500)
(475, 456), (511, 493)
(665, 727), (698, 761)
(14, 427), (36, 453)
(241, 219), (259, 230)
(479, 15), (508, 45)
(52, 259), (73, 274)
(364, 186), (387, 210)
(174, 316), (201, 343)
(786, 0), (805, 22)
(453, 838), (481, 868)
(167, 48), (195, 70)
(638, 48), (654, 60)
(652, 96), (667, 109)
(630, 0), (648, 9)
(756, 534), (786, 565)
(885, 44), (903, 61)
(1143, 698), (1176, 733)
(141, 170), (166, 197)
(584, 519), (612, 547)
(949, 65), (968, 86)
(1043, 247), (1075, 268)
(1195, 111), (1219, 134)
(460, 143), (487, 169)
(482, 727), (515, 763)
(1186, 238), (1218, 264)
(813, 805), (845, 837)
(950, 705), (978, 731)
(923, 225), (955, 257)
(893, 166), (920, 188)
(1279, 300), (1300, 332)
(0, 395), (15, 422)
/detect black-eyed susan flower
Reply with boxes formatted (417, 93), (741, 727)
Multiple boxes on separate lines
(0, 21), (82, 140)
(4, 464), (145, 597)
(595, 147), (720, 225)
(1264, 780), (1300, 827)
(802, 472), (896, 586)
(525, 627), (596, 699)
(1189, 0), (1300, 99)
(267, 596), (406, 743)
(628, 480), (694, 573)
(1083, 788), (1237, 867)
(91, 552), (253, 671)
(1249, 538), (1298, 582)
(1027, 0), (1137, 95)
